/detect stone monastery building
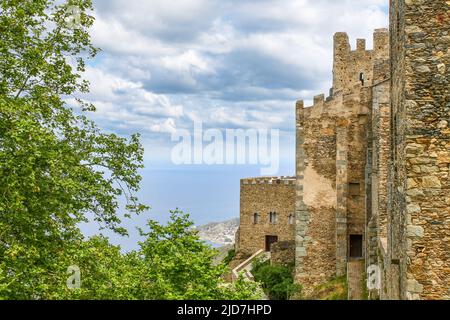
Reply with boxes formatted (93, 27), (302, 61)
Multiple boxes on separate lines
(234, 0), (449, 300)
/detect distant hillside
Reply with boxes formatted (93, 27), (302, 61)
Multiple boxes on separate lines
(196, 218), (239, 246)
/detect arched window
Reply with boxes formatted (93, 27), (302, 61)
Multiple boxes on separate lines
(269, 212), (278, 224)
(253, 213), (260, 224)
(289, 214), (295, 225)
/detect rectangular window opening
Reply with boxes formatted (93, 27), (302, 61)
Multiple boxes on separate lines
(349, 234), (363, 259)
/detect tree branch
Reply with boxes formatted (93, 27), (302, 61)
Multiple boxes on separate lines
(14, 26), (62, 99)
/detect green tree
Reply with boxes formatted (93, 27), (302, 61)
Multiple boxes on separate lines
(0, 0), (260, 300)
(2, 210), (261, 300)
(50, 236), (147, 300)
(137, 210), (262, 300)
(0, 0), (146, 298)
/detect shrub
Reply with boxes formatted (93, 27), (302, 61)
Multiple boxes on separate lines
(251, 260), (301, 300)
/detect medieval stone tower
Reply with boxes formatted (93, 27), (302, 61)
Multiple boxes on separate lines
(234, 0), (449, 300)
(294, 28), (390, 296)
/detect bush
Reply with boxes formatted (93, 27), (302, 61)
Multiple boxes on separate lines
(308, 276), (348, 300)
(251, 260), (301, 300)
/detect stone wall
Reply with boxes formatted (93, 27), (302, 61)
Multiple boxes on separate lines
(270, 240), (295, 266)
(366, 29), (391, 299)
(295, 98), (338, 292)
(238, 177), (296, 256)
(333, 33), (374, 94)
(387, 0), (450, 300)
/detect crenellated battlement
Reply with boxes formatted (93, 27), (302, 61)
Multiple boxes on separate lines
(334, 29), (388, 56)
(333, 29), (389, 94)
(373, 28), (389, 60)
(356, 38), (366, 51)
(241, 176), (296, 186)
(313, 94), (325, 105)
(296, 29), (390, 115)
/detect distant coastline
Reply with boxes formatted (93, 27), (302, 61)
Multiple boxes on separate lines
(196, 218), (239, 247)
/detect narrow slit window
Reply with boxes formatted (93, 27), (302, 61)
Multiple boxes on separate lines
(359, 72), (365, 86)
(253, 213), (260, 224)
(269, 212), (278, 224)
(288, 214), (295, 225)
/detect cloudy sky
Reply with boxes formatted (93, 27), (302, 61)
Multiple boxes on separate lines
(80, 0), (389, 249)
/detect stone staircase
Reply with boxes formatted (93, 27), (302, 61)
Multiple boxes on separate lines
(347, 260), (365, 300)
(232, 249), (271, 282)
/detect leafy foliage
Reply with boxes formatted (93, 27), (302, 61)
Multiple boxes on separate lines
(307, 276), (348, 300)
(0, 210), (261, 300)
(222, 249), (236, 266)
(0, 0), (147, 298)
(136, 210), (262, 300)
(251, 260), (301, 300)
(0, 0), (259, 300)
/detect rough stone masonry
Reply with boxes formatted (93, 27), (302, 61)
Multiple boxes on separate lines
(234, 0), (449, 300)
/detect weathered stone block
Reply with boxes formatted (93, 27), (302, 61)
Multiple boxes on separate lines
(406, 279), (424, 294)
(407, 225), (425, 238)
(421, 176), (442, 189)
(296, 247), (307, 257)
(407, 204), (421, 214)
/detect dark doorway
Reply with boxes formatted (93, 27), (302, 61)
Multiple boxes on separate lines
(349, 235), (363, 259)
(265, 235), (278, 252)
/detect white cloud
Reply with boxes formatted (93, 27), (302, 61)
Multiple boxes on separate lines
(150, 118), (177, 134)
(82, 0), (388, 157)
(77, 66), (183, 136)
(161, 50), (213, 75)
